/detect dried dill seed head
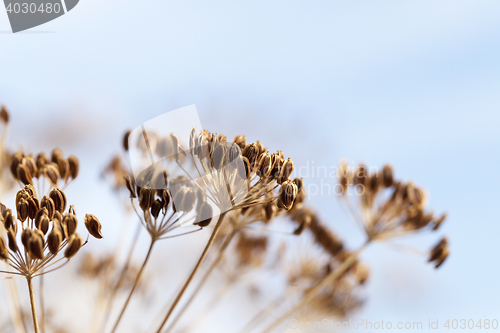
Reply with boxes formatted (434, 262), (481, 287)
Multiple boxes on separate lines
(428, 237), (449, 268)
(0, 149), (102, 279)
(0, 105), (9, 123)
(337, 160), (449, 268)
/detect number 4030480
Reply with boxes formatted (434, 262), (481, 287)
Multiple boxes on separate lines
(444, 319), (498, 330)
(6, 3), (61, 14)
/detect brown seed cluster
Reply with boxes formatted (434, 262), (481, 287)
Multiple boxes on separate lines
(337, 161), (449, 268)
(0, 150), (102, 278)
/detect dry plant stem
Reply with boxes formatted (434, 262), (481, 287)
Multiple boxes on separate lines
(40, 274), (45, 333)
(110, 240), (155, 333)
(99, 222), (143, 332)
(261, 241), (370, 333)
(166, 228), (237, 332)
(26, 277), (40, 333)
(156, 212), (228, 333)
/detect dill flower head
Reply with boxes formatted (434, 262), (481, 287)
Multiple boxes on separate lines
(0, 149), (102, 279)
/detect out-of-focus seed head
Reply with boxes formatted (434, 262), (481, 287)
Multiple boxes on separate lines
(49, 188), (67, 213)
(212, 144), (226, 170)
(228, 143), (242, 163)
(293, 214), (311, 235)
(48, 228), (63, 255)
(51, 148), (63, 164)
(194, 202), (213, 227)
(353, 164), (368, 186)
(65, 234), (82, 258)
(68, 155), (79, 179)
(180, 187), (196, 212)
(57, 158), (70, 183)
(84, 214), (103, 239)
(429, 237), (449, 269)
(263, 201), (277, 223)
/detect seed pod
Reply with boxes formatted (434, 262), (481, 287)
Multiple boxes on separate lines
(270, 153), (284, 180)
(189, 127), (197, 151)
(277, 180), (298, 211)
(139, 188), (153, 211)
(194, 202), (213, 227)
(28, 197), (39, 220)
(63, 214), (78, 238)
(40, 196), (55, 220)
(84, 214), (103, 239)
(123, 130), (131, 151)
(242, 143), (259, 167)
(170, 133), (180, 157)
(151, 199), (162, 219)
(278, 158), (294, 185)
(0, 105), (9, 123)
(68, 155), (79, 179)
(0, 237), (8, 260)
(48, 228), (63, 255)
(258, 152), (272, 177)
(21, 228), (32, 249)
(23, 156), (38, 179)
(212, 144), (226, 170)
(16, 199), (29, 222)
(35, 207), (48, 228)
(158, 189), (171, 208)
(4, 210), (16, 234)
(43, 164), (60, 187)
(51, 148), (63, 164)
(49, 188), (67, 213)
(368, 173), (380, 193)
(64, 233), (82, 258)
(17, 164), (33, 186)
(433, 213), (447, 230)
(233, 135), (246, 149)
(36, 152), (49, 173)
(228, 144), (242, 163)
(7, 228), (18, 252)
(124, 175), (137, 198)
(57, 158), (70, 182)
(10, 151), (24, 180)
(28, 230), (44, 260)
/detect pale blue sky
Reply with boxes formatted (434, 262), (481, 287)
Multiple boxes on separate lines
(1, 1), (499, 332)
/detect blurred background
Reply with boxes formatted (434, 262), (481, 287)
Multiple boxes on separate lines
(1, 0), (500, 332)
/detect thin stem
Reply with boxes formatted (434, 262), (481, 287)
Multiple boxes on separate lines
(155, 212), (228, 333)
(27, 277), (40, 333)
(110, 240), (155, 333)
(165, 227), (237, 332)
(40, 274), (45, 333)
(260, 242), (370, 333)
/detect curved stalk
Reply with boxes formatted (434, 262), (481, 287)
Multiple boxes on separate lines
(110, 240), (155, 333)
(261, 242), (370, 333)
(155, 212), (227, 333)
(26, 277), (40, 333)
(165, 228), (237, 332)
